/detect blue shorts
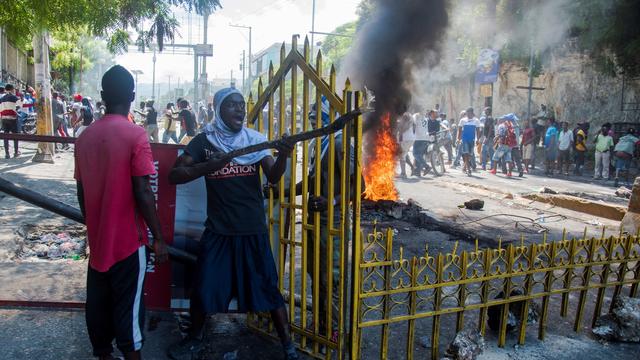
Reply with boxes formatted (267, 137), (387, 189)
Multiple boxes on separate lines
(616, 158), (631, 171)
(194, 230), (284, 313)
(492, 145), (512, 163)
(462, 141), (475, 155)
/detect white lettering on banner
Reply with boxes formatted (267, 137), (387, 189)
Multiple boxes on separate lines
(147, 253), (155, 273)
(146, 160), (160, 273)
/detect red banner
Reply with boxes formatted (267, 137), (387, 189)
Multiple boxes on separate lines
(144, 144), (179, 310)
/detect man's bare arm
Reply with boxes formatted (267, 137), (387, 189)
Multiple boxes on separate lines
(168, 153), (227, 185)
(132, 175), (168, 263)
(76, 182), (86, 219)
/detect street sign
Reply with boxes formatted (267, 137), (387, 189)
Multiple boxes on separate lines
(194, 44), (213, 57)
(175, 88), (184, 97)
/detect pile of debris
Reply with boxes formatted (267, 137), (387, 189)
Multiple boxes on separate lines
(16, 224), (87, 260)
(361, 198), (423, 221)
(593, 296), (640, 342)
(444, 329), (485, 360)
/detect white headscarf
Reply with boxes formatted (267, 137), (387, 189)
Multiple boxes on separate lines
(204, 87), (271, 165)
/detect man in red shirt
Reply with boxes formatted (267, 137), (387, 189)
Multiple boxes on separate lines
(75, 65), (168, 360)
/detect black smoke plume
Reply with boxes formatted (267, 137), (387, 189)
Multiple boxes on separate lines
(342, 0), (449, 155)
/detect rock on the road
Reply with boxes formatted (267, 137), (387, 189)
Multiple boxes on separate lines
(593, 296), (640, 342)
(443, 329), (485, 360)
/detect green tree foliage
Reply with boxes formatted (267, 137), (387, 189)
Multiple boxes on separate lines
(0, 0), (221, 53)
(355, 0), (375, 31)
(50, 26), (114, 94)
(321, 22), (356, 70)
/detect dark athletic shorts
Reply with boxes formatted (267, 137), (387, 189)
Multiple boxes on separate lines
(193, 230), (284, 313)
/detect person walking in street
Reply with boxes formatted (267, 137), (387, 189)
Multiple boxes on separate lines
(162, 103), (179, 144)
(75, 65), (168, 360)
(177, 100), (196, 144)
(52, 92), (70, 149)
(457, 107), (481, 176)
(613, 128), (639, 186)
(452, 111), (466, 168)
(439, 113), (454, 164)
(0, 84), (21, 158)
(167, 88), (298, 360)
(490, 116), (516, 177)
(480, 107), (495, 171)
(397, 112), (415, 178)
(593, 124), (614, 180)
(143, 100), (159, 143)
(412, 109), (430, 176)
(544, 120), (559, 176)
(557, 121), (574, 176)
(521, 119), (535, 173)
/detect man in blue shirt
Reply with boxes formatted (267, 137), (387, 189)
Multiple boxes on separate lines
(457, 107), (481, 176)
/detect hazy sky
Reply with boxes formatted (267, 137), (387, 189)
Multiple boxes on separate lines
(116, 0), (361, 85)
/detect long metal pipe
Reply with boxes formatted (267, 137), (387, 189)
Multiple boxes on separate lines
(0, 176), (197, 264)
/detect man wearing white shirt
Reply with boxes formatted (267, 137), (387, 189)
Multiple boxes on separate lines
(557, 121), (574, 176)
(398, 112), (416, 178)
(457, 107), (481, 176)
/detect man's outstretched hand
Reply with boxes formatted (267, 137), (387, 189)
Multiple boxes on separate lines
(274, 135), (295, 157)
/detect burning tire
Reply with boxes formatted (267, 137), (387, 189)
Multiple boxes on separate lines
(430, 151), (446, 176)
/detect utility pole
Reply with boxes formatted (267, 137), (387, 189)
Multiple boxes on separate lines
(201, 11), (210, 101)
(168, 75), (172, 100)
(525, 40), (534, 122)
(311, 0), (316, 59)
(79, 45), (83, 94)
(241, 50), (246, 94)
(230, 24), (252, 92)
(132, 70), (143, 105)
(152, 47), (157, 100)
(32, 32), (54, 163)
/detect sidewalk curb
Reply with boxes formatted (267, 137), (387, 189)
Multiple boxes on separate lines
(522, 193), (626, 221)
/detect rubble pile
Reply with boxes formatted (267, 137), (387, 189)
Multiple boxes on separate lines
(17, 225), (86, 260)
(593, 296), (640, 342)
(443, 329), (485, 360)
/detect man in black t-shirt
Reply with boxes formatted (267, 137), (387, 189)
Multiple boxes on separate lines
(144, 100), (158, 143)
(168, 88), (298, 360)
(178, 99), (196, 144)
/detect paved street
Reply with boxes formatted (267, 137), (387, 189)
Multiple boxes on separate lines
(395, 162), (627, 246)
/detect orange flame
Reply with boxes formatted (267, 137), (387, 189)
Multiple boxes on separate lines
(364, 113), (399, 201)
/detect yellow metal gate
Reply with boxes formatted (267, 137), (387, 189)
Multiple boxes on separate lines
(246, 35), (364, 360)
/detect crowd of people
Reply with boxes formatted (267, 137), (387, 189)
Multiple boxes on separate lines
(397, 104), (640, 186)
(1, 79), (220, 161)
(0, 83), (37, 159)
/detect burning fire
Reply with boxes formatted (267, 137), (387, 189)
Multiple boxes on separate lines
(364, 113), (399, 201)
